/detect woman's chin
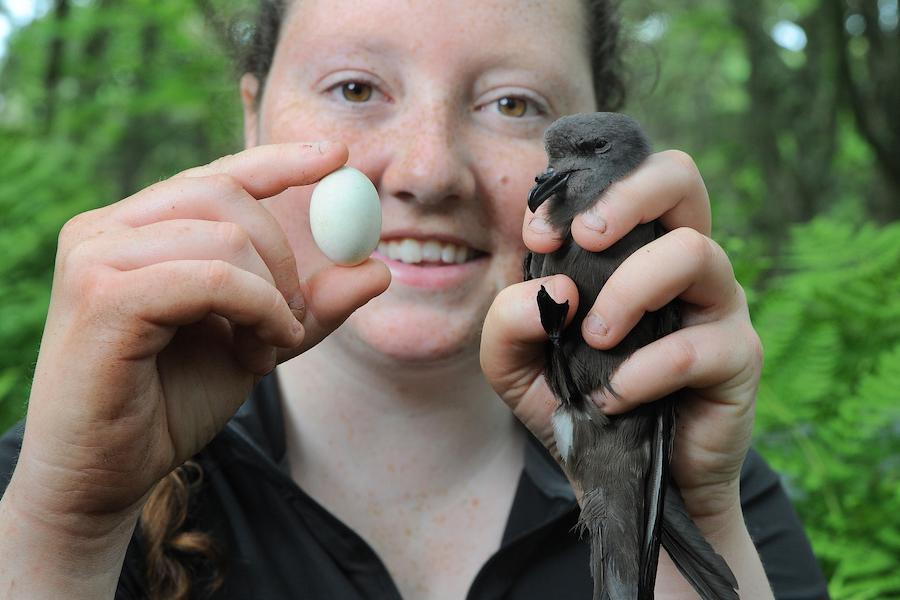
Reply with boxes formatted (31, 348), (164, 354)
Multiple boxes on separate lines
(333, 304), (485, 368)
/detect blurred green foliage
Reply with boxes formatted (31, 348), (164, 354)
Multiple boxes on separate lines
(753, 219), (900, 597)
(1, 0), (898, 596)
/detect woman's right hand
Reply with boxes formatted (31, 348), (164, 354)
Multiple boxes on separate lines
(4, 141), (391, 533)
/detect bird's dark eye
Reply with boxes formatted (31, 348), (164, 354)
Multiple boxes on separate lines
(576, 139), (611, 155)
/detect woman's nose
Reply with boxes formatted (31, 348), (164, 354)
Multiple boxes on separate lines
(379, 105), (476, 209)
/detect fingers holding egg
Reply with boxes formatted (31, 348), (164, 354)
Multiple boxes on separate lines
(309, 166), (382, 266)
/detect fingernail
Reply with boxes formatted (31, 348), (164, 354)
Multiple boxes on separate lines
(528, 216), (553, 234)
(584, 312), (608, 336)
(316, 141), (334, 154)
(291, 319), (305, 339)
(581, 209), (607, 232)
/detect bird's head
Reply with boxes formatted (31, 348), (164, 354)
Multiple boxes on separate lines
(527, 112), (652, 214)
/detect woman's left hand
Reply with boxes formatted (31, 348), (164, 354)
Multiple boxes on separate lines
(480, 149), (763, 528)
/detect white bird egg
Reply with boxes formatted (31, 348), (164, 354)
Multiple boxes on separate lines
(309, 166), (382, 266)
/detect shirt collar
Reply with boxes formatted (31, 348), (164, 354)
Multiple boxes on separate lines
(225, 373), (576, 503)
(522, 430), (577, 501)
(228, 373), (288, 467)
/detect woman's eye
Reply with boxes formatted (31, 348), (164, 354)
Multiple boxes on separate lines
(340, 81), (373, 103)
(496, 96), (530, 118)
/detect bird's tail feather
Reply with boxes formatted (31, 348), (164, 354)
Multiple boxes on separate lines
(579, 489), (606, 600)
(661, 487), (739, 600)
(579, 485), (642, 600)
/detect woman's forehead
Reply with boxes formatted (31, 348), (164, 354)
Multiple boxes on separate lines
(278, 0), (588, 65)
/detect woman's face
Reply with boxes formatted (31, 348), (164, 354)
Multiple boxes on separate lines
(243, 0), (596, 366)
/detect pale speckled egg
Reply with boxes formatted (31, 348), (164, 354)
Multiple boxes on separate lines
(309, 166), (382, 266)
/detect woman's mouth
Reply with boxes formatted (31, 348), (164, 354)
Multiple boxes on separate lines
(373, 237), (489, 289)
(377, 238), (484, 265)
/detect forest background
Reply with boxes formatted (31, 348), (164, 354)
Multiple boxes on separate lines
(0, 0), (898, 596)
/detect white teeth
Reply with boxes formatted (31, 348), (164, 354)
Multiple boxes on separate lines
(379, 238), (477, 265)
(422, 240), (442, 262)
(398, 239), (422, 264)
(441, 244), (457, 263)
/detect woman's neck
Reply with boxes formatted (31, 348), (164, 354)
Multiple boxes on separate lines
(277, 334), (525, 599)
(276, 333), (525, 509)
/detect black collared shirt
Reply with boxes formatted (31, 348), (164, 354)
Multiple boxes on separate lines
(1, 376), (829, 599)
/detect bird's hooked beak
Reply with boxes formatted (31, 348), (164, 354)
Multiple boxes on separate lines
(528, 168), (571, 212)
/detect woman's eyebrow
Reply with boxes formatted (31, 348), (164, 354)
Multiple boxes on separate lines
(295, 34), (404, 62)
(477, 62), (585, 107)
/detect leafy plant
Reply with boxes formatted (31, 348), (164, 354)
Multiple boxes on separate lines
(753, 218), (900, 597)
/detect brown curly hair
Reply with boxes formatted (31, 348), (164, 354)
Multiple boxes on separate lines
(140, 1), (626, 598)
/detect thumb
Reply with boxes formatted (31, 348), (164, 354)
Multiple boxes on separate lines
(277, 258), (391, 361)
(479, 274), (578, 429)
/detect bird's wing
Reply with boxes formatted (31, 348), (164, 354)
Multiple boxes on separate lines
(661, 483), (739, 599)
(638, 400), (674, 598)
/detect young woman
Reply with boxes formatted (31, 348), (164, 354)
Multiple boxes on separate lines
(0, 0), (827, 598)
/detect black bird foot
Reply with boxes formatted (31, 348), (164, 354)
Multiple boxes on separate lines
(536, 285), (569, 346)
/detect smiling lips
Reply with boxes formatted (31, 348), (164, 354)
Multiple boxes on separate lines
(372, 237), (488, 290)
(377, 238), (482, 265)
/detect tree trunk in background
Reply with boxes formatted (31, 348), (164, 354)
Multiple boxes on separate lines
(729, 0), (840, 241)
(833, 0), (900, 220)
(42, 0), (70, 131)
(116, 22), (160, 198)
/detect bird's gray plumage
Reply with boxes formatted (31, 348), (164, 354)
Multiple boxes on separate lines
(524, 113), (738, 600)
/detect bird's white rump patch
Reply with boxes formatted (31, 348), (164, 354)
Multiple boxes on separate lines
(552, 408), (574, 463)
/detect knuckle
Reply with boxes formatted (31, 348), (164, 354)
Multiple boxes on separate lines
(731, 281), (750, 309)
(78, 267), (119, 313)
(61, 237), (93, 276)
(216, 221), (251, 256)
(209, 153), (237, 169)
(665, 149), (701, 180)
(59, 213), (86, 242)
(204, 259), (232, 294)
(725, 321), (765, 394)
(206, 173), (244, 198)
(671, 227), (713, 269)
(58, 210), (97, 248)
(744, 324), (765, 374)
(173, 165), (204, 179)
(666, 335), (698, 377)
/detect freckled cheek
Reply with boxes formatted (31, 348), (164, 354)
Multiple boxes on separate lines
(478, 147), (547, 254)
(259, 95), (364, 146)
(262, 110), (342, 145)
(261, 102), (390, 176)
